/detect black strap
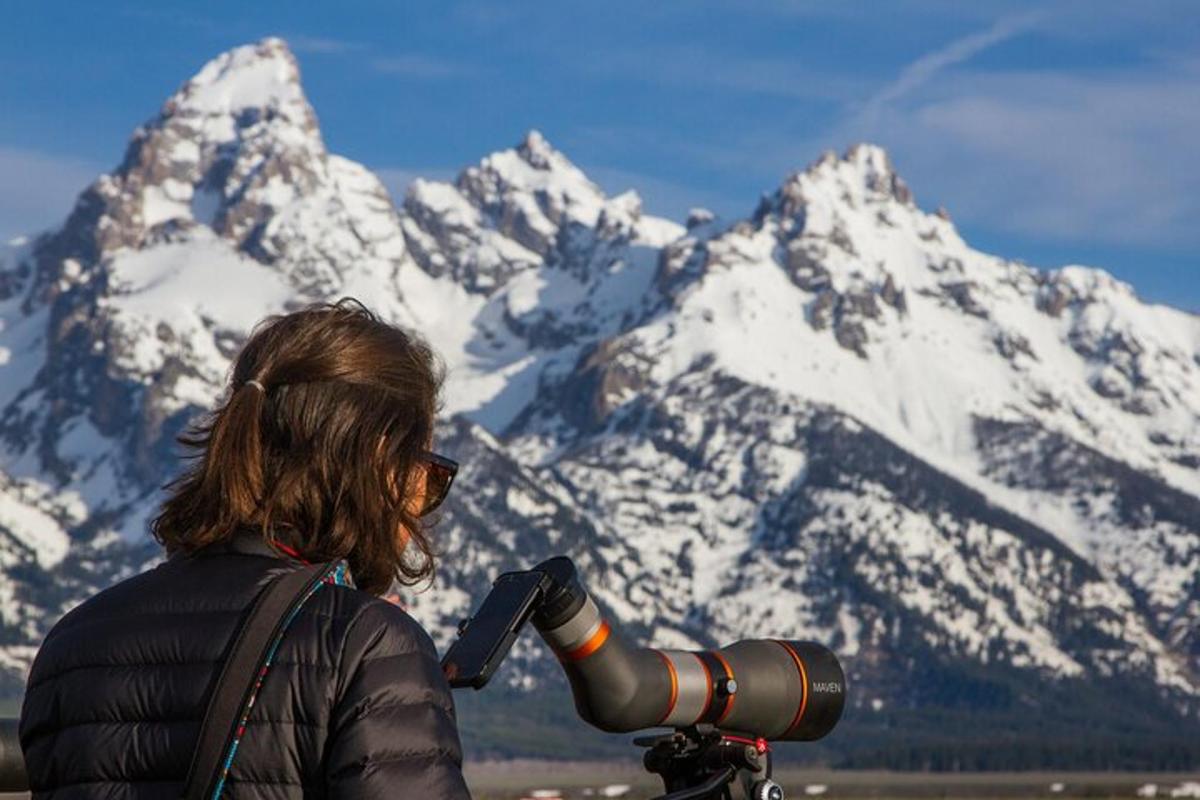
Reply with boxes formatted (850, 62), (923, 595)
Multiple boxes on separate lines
(181, 561), (335, 800)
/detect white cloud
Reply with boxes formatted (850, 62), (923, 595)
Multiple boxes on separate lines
(0, 146), (102, 241)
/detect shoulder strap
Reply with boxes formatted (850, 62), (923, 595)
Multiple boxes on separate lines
(181, 561), (335, 800)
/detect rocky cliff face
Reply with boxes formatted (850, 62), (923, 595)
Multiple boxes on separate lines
(1, 38), (1197, 763)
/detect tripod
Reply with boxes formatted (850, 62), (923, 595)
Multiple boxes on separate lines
(636, 725), (785, 800)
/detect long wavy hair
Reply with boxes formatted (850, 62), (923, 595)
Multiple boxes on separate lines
(151, 297), (445, 595)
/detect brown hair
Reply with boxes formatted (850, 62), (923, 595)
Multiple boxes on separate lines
(151, 297), (445, 595)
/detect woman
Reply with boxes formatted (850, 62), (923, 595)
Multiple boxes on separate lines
(19, 299), (472, 799)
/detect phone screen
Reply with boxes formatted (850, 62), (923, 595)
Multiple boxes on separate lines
(441, 570), (547, 689)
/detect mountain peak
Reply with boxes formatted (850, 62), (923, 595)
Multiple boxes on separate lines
(488, 128), (595, 191)
(762, 142), (923, 230)
(805, 142), (915, 207)
(13, 35), (401, 315)
(844, 142), (893, 173)
(164, 38), (309, 122)
(79, 36), (333, 256)
(451, 129), (608, 238)
(516, 129), (556, 169)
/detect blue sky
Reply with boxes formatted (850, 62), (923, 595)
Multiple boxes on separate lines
(1, 1), (1197, 309)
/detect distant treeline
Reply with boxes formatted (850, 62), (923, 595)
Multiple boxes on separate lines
(824, 726), (1200, 771)
(451, 676), (1200, 771)
(5, 666), (1198, 771)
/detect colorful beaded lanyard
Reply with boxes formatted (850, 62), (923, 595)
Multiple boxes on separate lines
(209, 561), (351, 799)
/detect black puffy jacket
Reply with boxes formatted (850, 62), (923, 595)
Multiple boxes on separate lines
(18, 532), (473, 799)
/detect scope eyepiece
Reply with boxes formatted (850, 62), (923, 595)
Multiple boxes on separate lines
(530, 556), (588, 630)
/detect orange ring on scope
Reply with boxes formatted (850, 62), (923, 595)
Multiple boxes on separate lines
(653, 650), (679, 724)
(712, 650), (737, 725)
(775, 641), (809, 737)
(562, 620), (611, 662)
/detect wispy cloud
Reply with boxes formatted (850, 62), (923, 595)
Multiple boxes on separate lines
(0, 147), (103, 241)
(583, 44), (870, 102)
(882, 60), (1200, 248)
(853, 11), (1042, 128)
(370, 54), (467, 79)
(276, 35), (464, 79)
(269, 34), (468, 80)
(285, 34), (367, 55)
(450, 2), (526, 29)
(567, 16), (1041, 186)
(116, 5), (231, 36)
(635, 12), (1200, 253)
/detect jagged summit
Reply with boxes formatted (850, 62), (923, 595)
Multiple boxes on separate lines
(768, 142), (917, 223)
(401, 128), (679, 294)
(45, 36), (406, 300)
(165, 38), (311, 123)
(809, 143), (912, 201)
(514, 129), (558, 169)
(459, 129), (609, 228)
(33, 37), (335, 270)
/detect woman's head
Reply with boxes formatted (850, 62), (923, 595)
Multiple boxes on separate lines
(152, 298), (446, 595)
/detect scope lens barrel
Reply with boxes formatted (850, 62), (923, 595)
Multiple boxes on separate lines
(531, 560), (845, 742)
(686, 639), (845, 742)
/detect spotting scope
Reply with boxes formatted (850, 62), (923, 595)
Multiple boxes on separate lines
(441, 556), (846, 799)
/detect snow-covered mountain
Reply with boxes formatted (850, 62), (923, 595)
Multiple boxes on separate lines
(1, 38), (1197, 764)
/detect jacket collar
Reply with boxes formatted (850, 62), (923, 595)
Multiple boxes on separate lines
(169, 529), (357, 588)
(226, 529), (286, 558)
(166, 528), (279, 560)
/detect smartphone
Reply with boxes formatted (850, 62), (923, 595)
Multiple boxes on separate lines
(441, 569), (548, 689)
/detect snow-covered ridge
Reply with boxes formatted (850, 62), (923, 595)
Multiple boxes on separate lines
(403, 129), (682, 295)
(0, 37), (1197, 733)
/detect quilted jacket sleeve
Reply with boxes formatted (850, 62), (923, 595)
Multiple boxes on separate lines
(325, 598), (472, 799)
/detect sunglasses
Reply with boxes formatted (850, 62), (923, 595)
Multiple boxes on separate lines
(417, 450), (458, 517)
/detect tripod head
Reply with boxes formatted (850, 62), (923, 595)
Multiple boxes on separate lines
(636, 725), (785, 800)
